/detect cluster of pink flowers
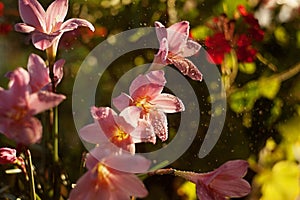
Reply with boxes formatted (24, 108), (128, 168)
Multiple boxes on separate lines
(205, 5), (264, 64)
(0, 0), (252, 199)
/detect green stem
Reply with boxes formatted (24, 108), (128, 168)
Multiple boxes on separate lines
(256, 53), (278, 72)
(46, 45), (61, 200)
(273, 61), (300, 82)
(26, 149), (36, 200)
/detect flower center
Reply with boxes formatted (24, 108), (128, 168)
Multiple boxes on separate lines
(110, 129), (129, 143)
(7, 105), (28, 121)
(134, 96), (152, 113)
(96, 163), (110, 185)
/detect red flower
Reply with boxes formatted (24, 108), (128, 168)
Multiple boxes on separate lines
(236, 34), (257, 62)
(205, 33), (231, 64)
(0, 23), (12, 35)
(0, 2), (4, 17)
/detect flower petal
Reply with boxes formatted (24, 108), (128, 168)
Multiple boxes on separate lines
(150, 110), (168, 141)
(113, 92), (133, 112)
(27, 53), (50, 92)
(130, 70), (166, 100)
(109, 171), (149, 198)
(91, 107), (119, 138)
(130, 119), (156, 144)
(3, 116), (43, 145)
(79, 123), (109, 144)
(31, 32), (60, 50)
(167, 21), (189, 53)
(154, 21), (167, 43)
(180, 39), (201, 57)
(167, 55), (202, 81)
(61, 18), (95, 32)
(28, 91), (66, 114)
(0, 148), (17, 164)
(103, 154), (151, 173)
(45, 0), (68, 32)
(151, 93), (185, 113)
(18, 0), (46, 31)
(14, 23), (36, 33)
(53, 59), (65, 85)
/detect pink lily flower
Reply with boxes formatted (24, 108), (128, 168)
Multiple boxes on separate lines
(0, 147), (18, 164)
(80, 106), (156, 154)
(0, 68), (65, 145)
(149, 21), (202, 81)
(27, 53), (64, 92)
(15, 0), (95, 51)
(69, 149), (150, 200)
(113, 70), (184, 142)
(175, 160), (251, 200)
(0, 147), (26, 173)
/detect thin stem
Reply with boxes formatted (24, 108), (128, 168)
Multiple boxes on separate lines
(46, 45), (61, 200)
(256, 53), (278, 72)
(148, 168), (175, 176)
(26, 149), (36, 200)
(273, 62), (300, 82)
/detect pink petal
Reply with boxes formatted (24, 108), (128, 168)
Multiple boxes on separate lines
(18, 0), (46, 32)
(4, 116), (42, 145)
(113, 92), (133, 112)
(103, 154), (151, 173)
(167, 55), (203, 81)
(91, 107), (119, 138)
(45, 0), (68, 33)
(156, 37), (169, 63)
(69, 169), (106, 200)
(28, 91), (66, 114)
(31, 32), (60, 50)
(130, 119), (156, 144)
(119, 106), (142, 128)
(211, 178), (251, 198)
(79, 123), (109, 144)
(109, 172), (148, 198)
(196, 182), (217, 200)
(167, 21), (189, 52)
(0, 148), (17, 164)
(53, 59), (65, 85)
(27, 53), (50, 92)
(154, 21), (167, 43)
(149, 110), (168, 141)
(60, 18), (95, 32)
(130, 70), (166, 100)
(151, 93), (185, 113)
(180, 39), (202, 57)
(6, 67), (30, 94)
(14, 23), (36, 33)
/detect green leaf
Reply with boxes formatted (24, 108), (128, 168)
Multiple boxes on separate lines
(259, 77), (281, 99)
(191, 26), (212, 40)
(239, 62), (256, 74)
(255, 161), (300, 200)
(229, 81), (260, 113)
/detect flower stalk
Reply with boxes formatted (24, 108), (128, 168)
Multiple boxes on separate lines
(25, 149), (36, 200)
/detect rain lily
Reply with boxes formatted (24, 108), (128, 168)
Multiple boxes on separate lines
(113, 70), (185, 142)
(149, 21), (202, 81)
(80, 106), (156, 154)
(27, 53), (64, 92)
(175, 160), (251, 200)
(15, 0), (95, 53)
(0, 147), (18, 164)
(0, 67), (65, 145)
(69, 148), (150, 200)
